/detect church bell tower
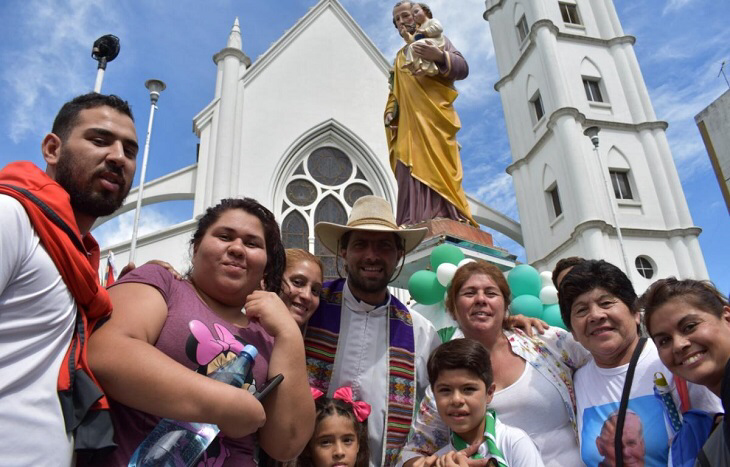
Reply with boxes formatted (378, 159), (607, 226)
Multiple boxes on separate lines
(483, 0), (708, 288)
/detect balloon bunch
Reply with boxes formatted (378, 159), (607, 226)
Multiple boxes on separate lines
(507, 265), (566, 329)
(407, 244), (473, 305)
(407, 244), (567, 330)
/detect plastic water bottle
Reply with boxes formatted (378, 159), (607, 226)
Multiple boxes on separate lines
(128, 344), (258, 467)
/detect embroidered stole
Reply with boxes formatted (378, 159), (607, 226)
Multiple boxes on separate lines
(450, 409), (508, 467)
(304, 279), (416, 466)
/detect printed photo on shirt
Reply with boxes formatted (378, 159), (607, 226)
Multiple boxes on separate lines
(581, 395), (668, 466)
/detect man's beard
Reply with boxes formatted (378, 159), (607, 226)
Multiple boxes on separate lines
(55, 146), (131, 218)
(346, 261), (393, 295)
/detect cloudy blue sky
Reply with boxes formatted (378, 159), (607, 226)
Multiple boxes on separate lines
(0, 0), (728, 289)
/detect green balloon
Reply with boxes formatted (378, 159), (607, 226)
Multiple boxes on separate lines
(542, 304), (567, 330)
(430, 244), (465, 271)
(510, 294), (543, 319)
(507, 264), (541, 297)
(408, 270), (446, 305)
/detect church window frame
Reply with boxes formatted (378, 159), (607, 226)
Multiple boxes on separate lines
(635, 256), (655, 279)
(278, 142), (380, 281)
(609, 169), (633, 200)
(546, 183), (563, 221)
(559, 2), (581, 25)
(530, 91), (545, 125)
(583, 77), (604, 103)
(516, 15), (529, 44)
(606, 147), (640, 206)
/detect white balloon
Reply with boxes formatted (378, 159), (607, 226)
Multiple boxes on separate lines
(437, 263), (458, 287)
(539, 286), (559, 305)
(457, 258), (475, 268)
(539, 270), (553, 288)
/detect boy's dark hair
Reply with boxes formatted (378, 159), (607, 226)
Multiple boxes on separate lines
(552, 256), (585, 288)
(558, 259), (637, 332)
(297, 397), (370, 467)
(52, 92), (134, 142)
(640, 277), (729, 335)
(427, 338), (494, 389)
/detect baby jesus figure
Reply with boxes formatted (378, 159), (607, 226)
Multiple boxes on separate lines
(402, 3), (446, 76)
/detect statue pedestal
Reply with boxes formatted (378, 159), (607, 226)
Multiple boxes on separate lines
(390, 218), (518, 290)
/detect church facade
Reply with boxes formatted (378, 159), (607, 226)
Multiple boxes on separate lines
(98, 0), (708, 293)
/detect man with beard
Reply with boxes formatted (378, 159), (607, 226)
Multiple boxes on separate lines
(0, 93), (137, 465)
(304, 195), (441, 466)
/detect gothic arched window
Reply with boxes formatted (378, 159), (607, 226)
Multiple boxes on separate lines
(314, 195), (348, 280)
(281, 211), (308, 250)
(279, 145), (375, 281)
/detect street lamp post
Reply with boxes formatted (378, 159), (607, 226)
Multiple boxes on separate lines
(129, 79), (166, 263)
(91, 35), (120, 93)
(583, 126), (633, 281)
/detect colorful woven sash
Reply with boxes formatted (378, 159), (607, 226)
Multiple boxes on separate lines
(450, 409), (508, 467)
(304, 278), (416, 466)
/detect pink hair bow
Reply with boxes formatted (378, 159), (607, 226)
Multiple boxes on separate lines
(310, 387), (324, 400)
(333, 386), (371, 422)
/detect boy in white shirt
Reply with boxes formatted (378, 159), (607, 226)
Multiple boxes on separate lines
(427, 338), (544, 466)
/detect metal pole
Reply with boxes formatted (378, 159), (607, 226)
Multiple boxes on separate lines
(128, 99), (157, 263)
(593, 144), (633, 281)
(93, 67), (105, 93)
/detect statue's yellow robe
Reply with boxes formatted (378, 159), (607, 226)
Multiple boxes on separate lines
(385, 39), (477, 227)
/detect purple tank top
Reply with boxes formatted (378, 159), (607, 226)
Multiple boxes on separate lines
(104, 264), (273, 466)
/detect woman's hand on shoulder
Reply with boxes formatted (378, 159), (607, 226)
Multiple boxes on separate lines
(245, 290), (299, 338)
(117, 259), (182, 280)
(508, 314), (549, 337)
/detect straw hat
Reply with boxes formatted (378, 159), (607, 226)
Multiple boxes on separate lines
(315, 195), (428, 255)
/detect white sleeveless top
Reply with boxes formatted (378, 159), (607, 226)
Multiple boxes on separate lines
(492, 363), (582, 467)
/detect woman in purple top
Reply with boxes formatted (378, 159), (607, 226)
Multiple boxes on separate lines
(89, 198), (315, 466)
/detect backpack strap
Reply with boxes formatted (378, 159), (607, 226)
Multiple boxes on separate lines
(615, 337), (647, 467)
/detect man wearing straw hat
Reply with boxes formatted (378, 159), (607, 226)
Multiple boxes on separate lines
(304, 195), (440, 467)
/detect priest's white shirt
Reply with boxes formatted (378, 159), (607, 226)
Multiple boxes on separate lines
(328, 281), (440, 467)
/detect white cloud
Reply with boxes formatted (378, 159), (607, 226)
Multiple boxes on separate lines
(662, 0), (697, 15)
(92, 207), (177, 250)
(1, 0), (125, 142)
(472, 171), (519, 219)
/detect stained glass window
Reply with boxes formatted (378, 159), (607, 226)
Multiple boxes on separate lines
(281, 211), (309, 250)
(314, 195), (347, 281)
(344, 183), (373, 207)
(308, 147), (352, 186)
(286, 179), (318, 207)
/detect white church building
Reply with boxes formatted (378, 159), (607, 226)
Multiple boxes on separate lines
(97, 0), (708, 293)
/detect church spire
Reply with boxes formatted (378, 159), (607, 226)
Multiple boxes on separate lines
(227, 17), (242, 50)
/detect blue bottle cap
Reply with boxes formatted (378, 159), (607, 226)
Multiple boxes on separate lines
(243, 344), (258, 359)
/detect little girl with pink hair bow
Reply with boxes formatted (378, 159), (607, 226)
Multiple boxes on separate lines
(294, 386), (371, 467)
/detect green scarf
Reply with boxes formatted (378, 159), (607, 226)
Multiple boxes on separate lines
(450, 409), (508, 467)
